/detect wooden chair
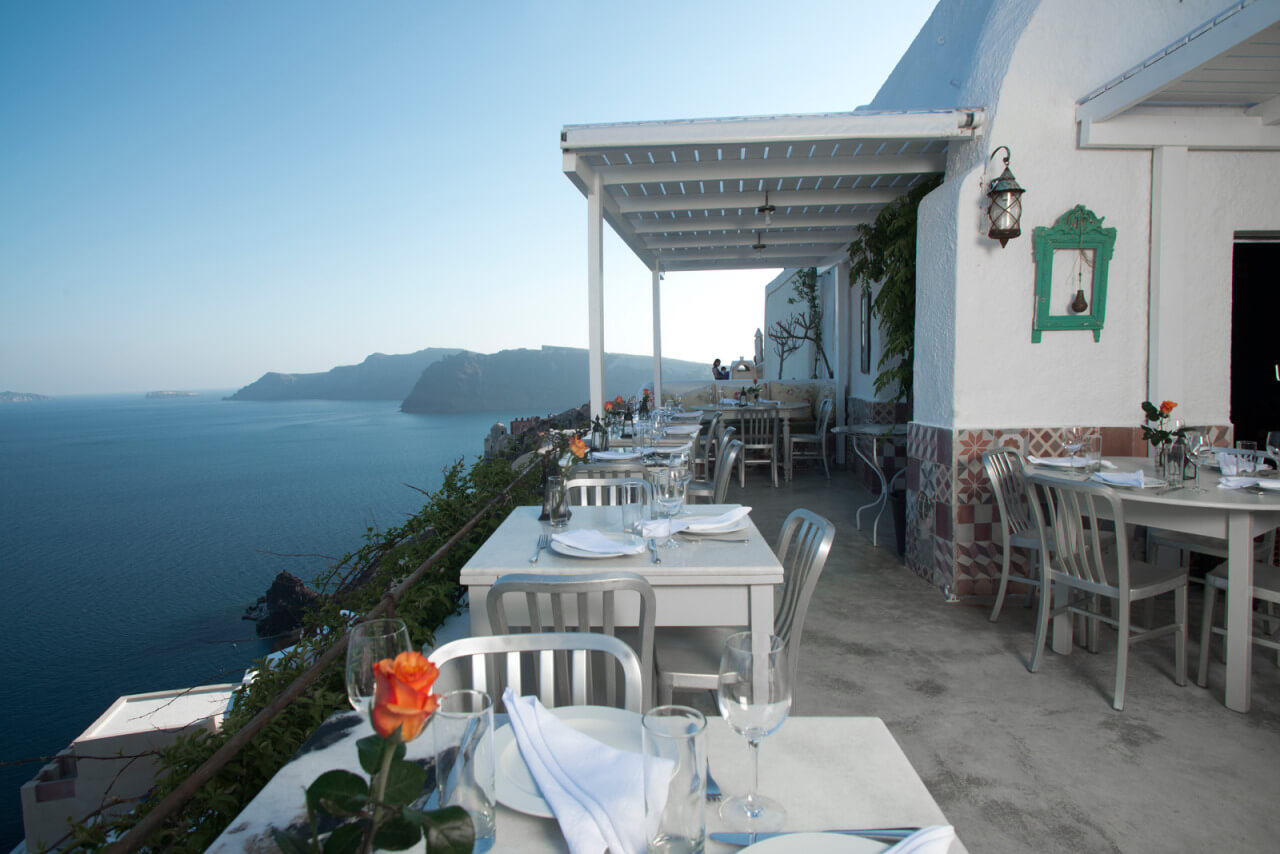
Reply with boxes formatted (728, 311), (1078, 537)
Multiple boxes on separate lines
(788, 398), (834, 479)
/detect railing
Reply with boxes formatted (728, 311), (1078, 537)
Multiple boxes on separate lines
(107, 464), (539, 852)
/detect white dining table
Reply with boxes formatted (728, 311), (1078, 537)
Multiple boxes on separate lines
(206, 711), (967, 853)
(1028, 456), (1280, 712)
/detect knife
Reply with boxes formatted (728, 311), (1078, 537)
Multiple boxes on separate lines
(647, 538), (662, 564)
(711, 828), (919, 846)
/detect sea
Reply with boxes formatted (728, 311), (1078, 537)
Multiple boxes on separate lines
(0, 393), (526, 848)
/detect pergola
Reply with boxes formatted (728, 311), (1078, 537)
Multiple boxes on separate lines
(560, 108), (984, 418)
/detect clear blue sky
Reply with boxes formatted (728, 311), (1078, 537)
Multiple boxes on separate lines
(0, 0), (939, 395)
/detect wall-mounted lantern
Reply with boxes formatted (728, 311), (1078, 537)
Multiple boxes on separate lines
(986, 146), (1025, 247)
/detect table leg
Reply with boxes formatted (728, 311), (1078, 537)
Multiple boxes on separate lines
(1223, 511), (1254, 713)
(783, 417), (792, 482)
(852, 436), (889, 547)
(468, 586), (493, 636)
(749, 584), (774, 705)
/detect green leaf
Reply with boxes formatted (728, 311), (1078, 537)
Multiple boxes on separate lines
(382, 759), (429, 807)
(307, 770), (369, 817)
(357, 733), (405, 775)
(322, 821), (365, 854)
(372, 815), (422, 850)
(1141, 401), (1160, 420)
(272, 829), (317, 854)
(419, 806), (476, 854)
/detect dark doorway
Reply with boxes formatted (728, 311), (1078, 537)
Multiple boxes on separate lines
(1230, 239), (1280, 445)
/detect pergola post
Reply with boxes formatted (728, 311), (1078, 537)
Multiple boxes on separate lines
(833, 260), (851, 464)
(587, 170), (605, 418)
(651, 267), (663, 405)
(1148, 146), (1188, 404)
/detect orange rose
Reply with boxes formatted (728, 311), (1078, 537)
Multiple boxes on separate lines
(1159, 400), (1177, 415)
(605, 401), (614, 412)
(370, 651), (439, 741)
(569, 436), (588, 459)
(614, 395), (624, 405)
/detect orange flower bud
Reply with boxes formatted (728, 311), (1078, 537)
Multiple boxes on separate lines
(605, 401), (614, 412)
(370, 651), (439, 742)
(1159, 400), (1177, 415)
(569, 436), (588, 459)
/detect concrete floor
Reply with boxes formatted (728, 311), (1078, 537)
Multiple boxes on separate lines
(714, 460), (1280, 854)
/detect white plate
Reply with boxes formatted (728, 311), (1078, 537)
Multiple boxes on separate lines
(682, 517), (749, 534)
(550, 533), (644, 558)
(740, 832), (888, 853)
(493, 705), (643, 817)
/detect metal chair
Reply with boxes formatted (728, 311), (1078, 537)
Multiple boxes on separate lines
(788, 398), (834, 479)
(653, 508), (835, 708)
(1197, 560), (1280, 689)
(736, 408), (780, 487)
(982, 449), (1044, 622)
(427, 632), (645, 714)
(564, 476), (652, 506)
(692, 412), (723, 480)
(686, 439), (742, 505)
(485, 571), (656, 709)
(1024, 471), (1188, 710)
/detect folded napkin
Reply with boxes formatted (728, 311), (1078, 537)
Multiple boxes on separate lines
(757, 399), (781, 405)
(1027, 455), (1117, 470)
(551, 529), (646, 555)
(1091, 470), (1151, 488)
(502, 689), (667, 854)
(663, 424), (702, 436)
(1216, 451), (1260, 476)
(648, 441), (694, 455)
(1218, 476), (1262, 490)
(667, 410), (702, 420)
(886, 825), (956, 853)
(640, 506), (752, 539)
(719, 398), (740, 405)
(591, 449), (642, 461)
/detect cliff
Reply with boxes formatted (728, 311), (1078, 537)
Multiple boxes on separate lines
(227, 348), (464, 401)
(0, 391), (52, 402)
(400, 346), (710, 414)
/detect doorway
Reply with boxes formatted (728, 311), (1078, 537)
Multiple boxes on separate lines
(1230, 238), (1280, 445)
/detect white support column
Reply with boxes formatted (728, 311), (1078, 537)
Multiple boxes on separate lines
(587, 170), (606, 418)
(651, 268), (664, 404)
(833, 260), (851, 464)
(1149, 147), (1188, 403)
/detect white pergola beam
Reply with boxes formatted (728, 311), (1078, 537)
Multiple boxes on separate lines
(614, 188), (904, 213)
(1245, 93), (1280, 124)
(631, 213), (872, 234)
(644, 231), (860, 249)
(1078, 105), (1280, 148)
(597, 153), (946, 186)
(587, 169), (605, 419)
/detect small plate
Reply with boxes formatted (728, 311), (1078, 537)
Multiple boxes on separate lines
(740, 833), (888, 853)
(493, 705), (643, 817)
(550, 532), (644, 558)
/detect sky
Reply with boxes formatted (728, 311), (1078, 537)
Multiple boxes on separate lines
(0, 0), (940, 395)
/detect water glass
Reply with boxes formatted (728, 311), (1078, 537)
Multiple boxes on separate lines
(1164, 442), (1186, 486)
(546, 476), (570, 528)
(642, 706), (707, 854)
(1081, 433), (1101, 473)
(430, 689), (496, 853)
(622, 499), (650, 535)
(344, 619), (411, 716)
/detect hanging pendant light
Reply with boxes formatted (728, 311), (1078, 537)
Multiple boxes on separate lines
(756, 191), (776, 227)
(986, 146), (1025, 248)
(751, 232), (766, 255)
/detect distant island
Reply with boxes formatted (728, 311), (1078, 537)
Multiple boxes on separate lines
(146, 391), (199, 399)
(227, 347), (464, 402)
(0, 391), (51, 403)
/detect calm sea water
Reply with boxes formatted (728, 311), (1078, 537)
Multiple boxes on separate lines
(0, 394), (523, 847)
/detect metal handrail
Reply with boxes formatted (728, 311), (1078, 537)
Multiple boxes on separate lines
(107, 464), (539, 852)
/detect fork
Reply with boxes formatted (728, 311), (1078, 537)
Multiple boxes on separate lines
(530, 533), (551, 564)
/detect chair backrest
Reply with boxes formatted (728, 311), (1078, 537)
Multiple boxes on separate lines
(711, 439), (743, 503)
(772, 509), (836, 692)
(1024, 472), (1129, 593)
(428, 632), (645, 713)
(572, 463), (650, 480)
(814, 398), (833, 435)
(981, 449), (1036, 538)
(698, 411), (724, 472)
(738, 408), (779, 448)
(564, 477), (652, 506)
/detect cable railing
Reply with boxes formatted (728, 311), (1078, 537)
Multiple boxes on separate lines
(107, 463), (539, 853)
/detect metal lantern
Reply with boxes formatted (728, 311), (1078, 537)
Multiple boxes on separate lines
(986, 146), (1025, 248)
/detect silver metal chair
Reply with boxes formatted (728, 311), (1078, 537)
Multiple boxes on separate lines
(1197, 560), (1280, 689)
(692, 412), (723, 480)
(788, 398), (834, 479)
(736, 408), (780, 487)
(653, 508), (836, 708)
(686, 439), (742, 505)
(485, 571), (656, 709)
(1024, 471), (1188, 710)
(982, 449), (1044, 622)
(564, 476), (651, 506)
(427, 632), (645, 714)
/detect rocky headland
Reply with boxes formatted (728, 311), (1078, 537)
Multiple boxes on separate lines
(227, 347), (464, 401)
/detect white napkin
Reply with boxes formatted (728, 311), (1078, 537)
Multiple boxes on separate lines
(502, 689), (667, 854)
(551, 529), (646, 555)
(1218, 476), (1261, 490)
(667, 410), (702, 420)
(886, 825), (956, 853)
(719, 398), (739, 405)
(1216, 451), (1260, 476)
(1091, 470), (1149, 488)
(591, 450), (642, 461)
(662, 424), (702, 436)
(648, 441), (694, 455)
(640, 506), (752, 538)
(1028, 455), (1117, 470)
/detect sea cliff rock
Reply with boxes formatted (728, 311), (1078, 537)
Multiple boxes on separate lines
(244, 571), (320, 639)
(227, 347), (464, 401)
(1, 391), (52, 402)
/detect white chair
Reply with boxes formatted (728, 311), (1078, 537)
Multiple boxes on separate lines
(427, 632), (645, 714)
(564, 476), (651, 507)
(788, 398), (834, 479)
(686, 439), (743, 505)
(736, 408), (780, 487)
(1197, 561), (1280, 689)
(653, 508), (835, 708)
(485, 571), (656, 709)
(1024, 472), (1188, 710)
(982, 449), (1044, 622)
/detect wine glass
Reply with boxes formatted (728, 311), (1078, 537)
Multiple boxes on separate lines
(1184, 429), (1213, 492)
(1061, 427), (1084, 459)
(652, 468), (687, 548)
(717, 632), (791, 832)
(1265, 431), (1280, 469)
(345, 618), (411, 717)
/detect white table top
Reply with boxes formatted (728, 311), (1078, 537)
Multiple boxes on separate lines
(208, 712), (966, 854)
(460, 505), (783, 588)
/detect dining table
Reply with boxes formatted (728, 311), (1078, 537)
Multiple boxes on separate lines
(704, 402), (812, 482)
(205, 709), (967, 853)
(832, 423), (907, 548)
(1027, 455), (1280, 712)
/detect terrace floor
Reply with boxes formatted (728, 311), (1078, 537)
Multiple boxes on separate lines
(715, 460), (1279, 854)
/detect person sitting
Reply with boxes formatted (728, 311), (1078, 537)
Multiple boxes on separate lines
(712, 358), (730, 380)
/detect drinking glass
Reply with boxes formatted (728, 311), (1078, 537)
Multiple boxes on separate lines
(1184, 429), (1213, 491)
(652, 468), (687, 549)
(642, 706), (707, 854)
(546, 475), (571, 527)
(430, 689), (496, 853)
(1266, 432), (1280, 469)
(716, 632), (791, 832)
(1062, 426), (1084, 458)
(1081, 432), (1101, 474)
(345, 618), (411, 716)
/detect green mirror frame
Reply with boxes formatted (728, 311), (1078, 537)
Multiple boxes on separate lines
(1031, 205), (1116, 342)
